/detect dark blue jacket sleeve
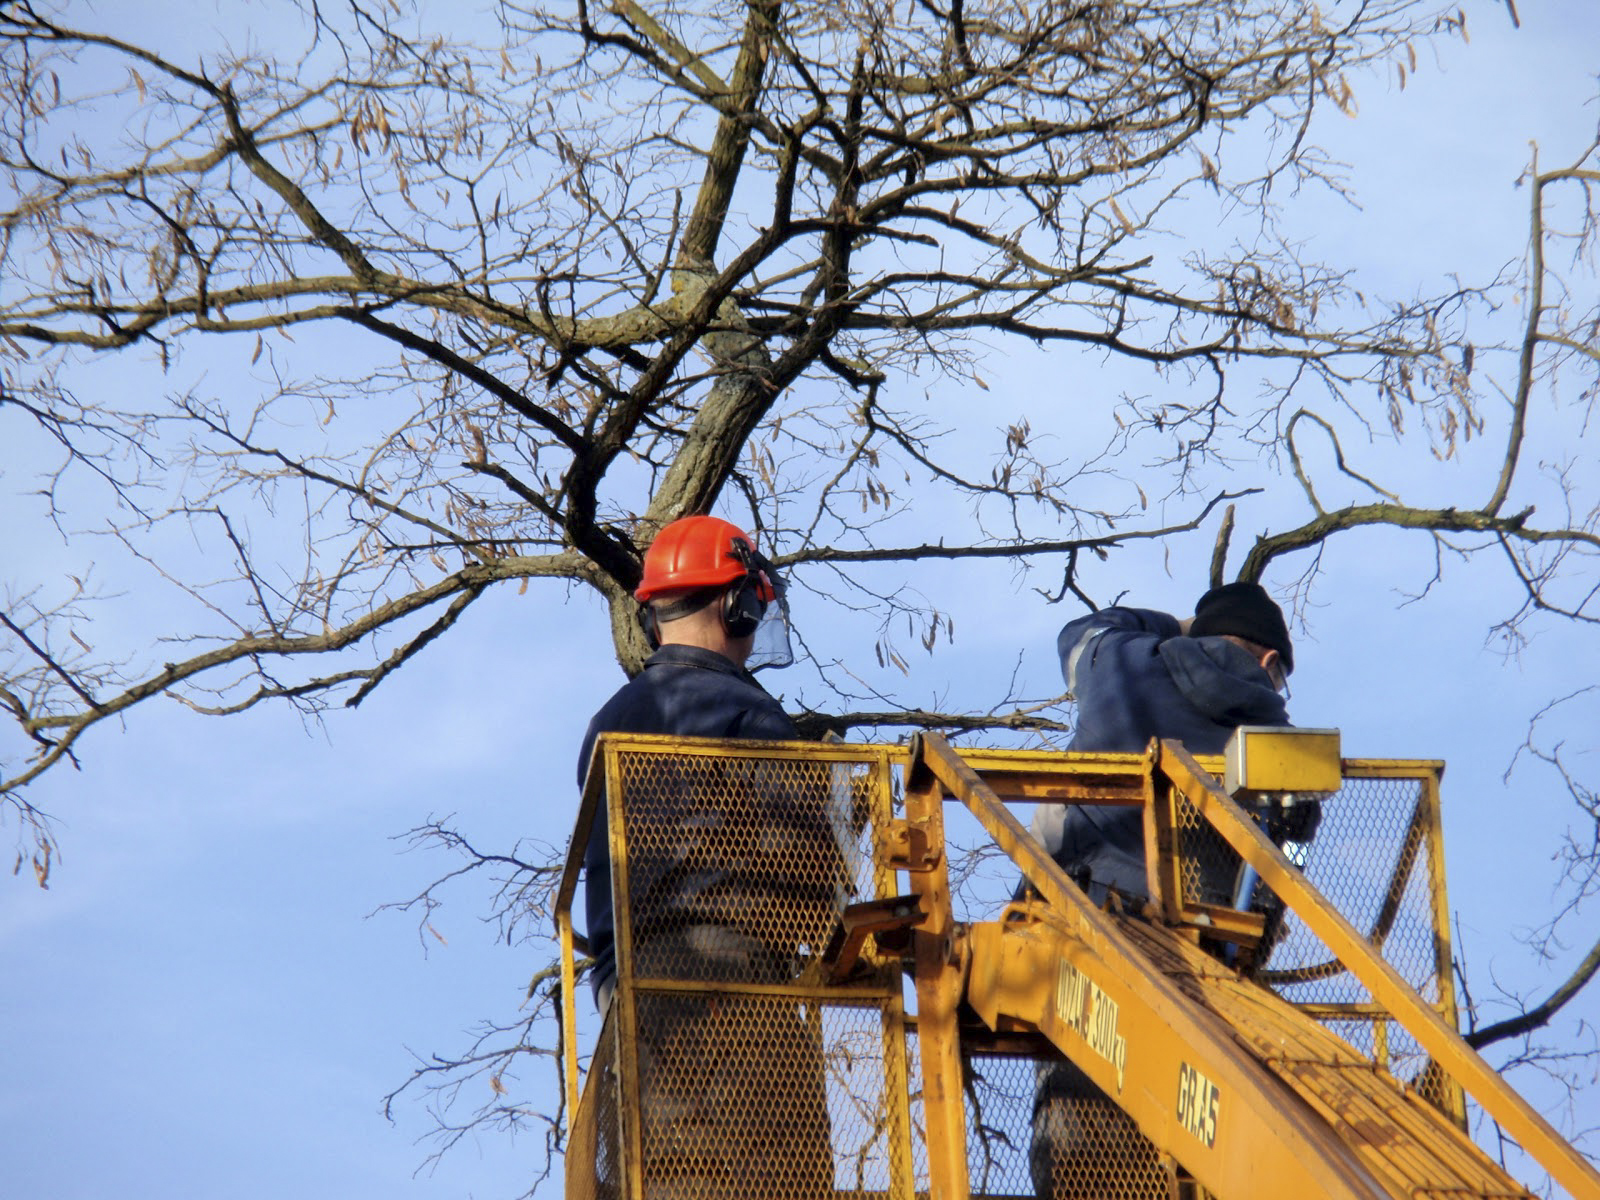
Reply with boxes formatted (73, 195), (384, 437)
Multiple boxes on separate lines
(1057, 607), (1181, 694)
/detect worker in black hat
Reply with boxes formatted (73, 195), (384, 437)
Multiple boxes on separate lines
(1035, 580), (1294, 906)
(1029, 581), (1300, 1200)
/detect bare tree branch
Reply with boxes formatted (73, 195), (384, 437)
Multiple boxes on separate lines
(1466, 936), (1600, 1052)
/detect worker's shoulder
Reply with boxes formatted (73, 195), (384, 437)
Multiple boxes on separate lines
(1059, 606), (1181, 649)
(640, 648), (793, 727)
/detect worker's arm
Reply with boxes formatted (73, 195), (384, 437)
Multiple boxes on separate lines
(1057, 606), (1182, 696)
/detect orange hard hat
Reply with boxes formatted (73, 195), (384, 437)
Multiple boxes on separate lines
(634, 515), (772, 603)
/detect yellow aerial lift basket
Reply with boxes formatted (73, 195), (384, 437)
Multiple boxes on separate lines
(554, 731), (1599, 1200)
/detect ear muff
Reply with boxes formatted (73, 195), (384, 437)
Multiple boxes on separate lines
(718, 538), (776, 640)
(720, 573), (766, 639)
(637, 603), (662, 650)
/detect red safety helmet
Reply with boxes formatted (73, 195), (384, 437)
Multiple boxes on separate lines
(634, 515), (774, 604)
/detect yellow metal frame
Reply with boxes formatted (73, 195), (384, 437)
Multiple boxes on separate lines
(1155, 739), (1594, 1198)
(558, 734), (919, 1200)
(915, 734), (1402, 1200)
(553, 731), (1598, 1200)
(902, 745), (971, 1200)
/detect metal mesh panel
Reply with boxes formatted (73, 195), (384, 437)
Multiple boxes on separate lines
(614, 751), (875, 983)
(902, 1032), (1169, 1200)
(1174, 786), (1245, 909)
(1161, 767), (1465, 1116)
(1173, 788), (1321, 915)
(1255, 776), (1440, 1002)
(568, 1009), (622, 1200)
(824, 1002), (913, 1194)
(1028, 1052), (1168, 1200)
(902, 1028), (931, 1190)
(1260, 775), (1440, 1004)
(959, 1047), (1035, 1196)
(593, 746), (909, 1200)
(1167, 774), (1444, 1008)
(624, 990), (835, 1199)
(587, 992), (913, 1200)
(1409, 1049), (1463, 1116)
(565, 742), (1470, 1200)
(1248, 773), (1462, 1110)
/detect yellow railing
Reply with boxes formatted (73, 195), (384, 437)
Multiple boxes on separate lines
(553, 732), (1595, 1200)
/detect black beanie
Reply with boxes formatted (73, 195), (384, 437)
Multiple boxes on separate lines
(1189, 582), (1294, 675)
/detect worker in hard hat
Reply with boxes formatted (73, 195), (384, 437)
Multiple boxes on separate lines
(1030, 581), (1304, 1200)
(577, 513), (800, 1006)
(575, 514), (833, 1199)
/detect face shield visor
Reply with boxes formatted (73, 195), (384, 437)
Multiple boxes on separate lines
(735, 543), (794, 671)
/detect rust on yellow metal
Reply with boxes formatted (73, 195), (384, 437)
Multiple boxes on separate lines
(881, 815), (941, 871)
(820, 895), (925, 983)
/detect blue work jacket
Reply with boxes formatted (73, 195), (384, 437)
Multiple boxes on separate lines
(577, 644), (799, 1001)
(1033, 607), (1290, 901)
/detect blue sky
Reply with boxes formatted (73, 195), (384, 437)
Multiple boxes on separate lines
(3, 2), (1599, 1197)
